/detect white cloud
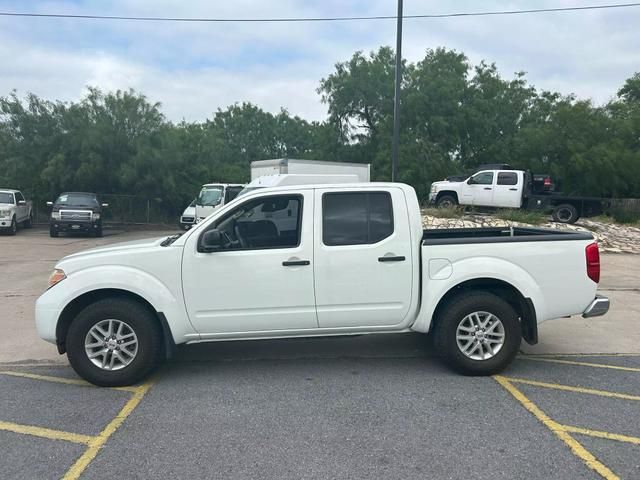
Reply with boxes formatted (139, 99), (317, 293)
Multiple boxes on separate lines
(0, 0), (638, 121)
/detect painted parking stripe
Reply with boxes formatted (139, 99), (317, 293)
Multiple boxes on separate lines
(0, 370), (138, 393)
(562, 425), (640, 446)
(504, 377), (640, 401)
(0, 420), (94, 445)
(62, 381), (154, 480)
(518, 357), (640, 372)
(494, 375), (619, 480)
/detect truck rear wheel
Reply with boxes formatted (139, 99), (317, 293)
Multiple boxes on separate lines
(436, 195), (458, 209)
(24, 213), (33, 228)
(552, 204), (579, 224)
(66, 298), (163, 387)
(434, 291), (521, 376)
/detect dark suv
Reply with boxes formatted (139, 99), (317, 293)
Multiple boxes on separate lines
(47, 192), (108, 238)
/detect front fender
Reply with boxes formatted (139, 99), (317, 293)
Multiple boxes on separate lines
(36, 265), (197, 344)
(412, 256), (546, 333)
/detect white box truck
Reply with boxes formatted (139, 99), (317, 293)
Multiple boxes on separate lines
(250, 159), (370, 182)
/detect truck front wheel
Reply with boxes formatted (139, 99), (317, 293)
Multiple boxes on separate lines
(434, 291), (521, 376)
(436, 195), (458, 209)
(8, 217), (17, 235)
(66, 298), (163, 387)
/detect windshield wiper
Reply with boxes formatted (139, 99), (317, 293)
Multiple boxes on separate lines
(161, 233), (183, 247)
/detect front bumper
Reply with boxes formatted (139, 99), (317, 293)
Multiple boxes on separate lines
(582, 295), (610, 318)
(51, 221), (100, 232)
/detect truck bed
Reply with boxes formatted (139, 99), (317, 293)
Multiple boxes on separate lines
(423, 227), (593, 245)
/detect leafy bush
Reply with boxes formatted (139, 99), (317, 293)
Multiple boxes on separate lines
(609, 207), (640, 225)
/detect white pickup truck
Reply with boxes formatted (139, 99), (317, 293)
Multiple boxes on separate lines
(36, 182), (609, 386)
(429, 169), (605, 223)
(0, 189), (33, 235)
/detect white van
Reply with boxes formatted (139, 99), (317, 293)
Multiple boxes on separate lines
(195, 184), (244, 221)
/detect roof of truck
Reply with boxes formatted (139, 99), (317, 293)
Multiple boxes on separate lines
(0, 189), (20, 194)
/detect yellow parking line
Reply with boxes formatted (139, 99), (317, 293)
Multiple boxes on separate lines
(0, 370), (138, 393)
(0, 420), (95, 445)
(525, 353), (640, 358)
(62, 381), (154, 480)
(494, 376), (619, 480)
(562, 425), (640, 446)
(504, 377), (640, 401)
(519, 357), (640, 372)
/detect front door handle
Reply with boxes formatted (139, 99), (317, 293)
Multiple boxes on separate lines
(378, 256), (406, 262)
(509, 188), (518, 191)
(282, 260), (310, 266)
(483, 187), (492, 190)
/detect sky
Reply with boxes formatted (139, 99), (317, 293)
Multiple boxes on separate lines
(0, 0), (639, 122)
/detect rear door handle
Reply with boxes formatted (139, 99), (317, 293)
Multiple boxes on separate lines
(282, 260), (310, 266)
(378, 256), (406, 262)
(509, 188), (518, 191)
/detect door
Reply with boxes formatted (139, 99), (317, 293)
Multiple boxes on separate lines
(492, 171), (523, 208)
(182, 191), (318, 335)
(313, 187), (413, 328)
(14, 192), (27, 222)
(460, 171), (495, 206)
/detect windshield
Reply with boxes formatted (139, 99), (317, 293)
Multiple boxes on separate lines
(197, 186), (224, 206)
(55, 194), (99, 207)
(0, 192), (14, 204)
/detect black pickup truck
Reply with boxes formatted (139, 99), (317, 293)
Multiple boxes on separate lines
(47, 192), (108, 238)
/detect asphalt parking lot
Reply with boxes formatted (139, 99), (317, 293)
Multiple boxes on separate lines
(1, 227), (640, 479)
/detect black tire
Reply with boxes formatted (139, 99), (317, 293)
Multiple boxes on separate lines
(8, 217), (17, 235)
(24, 213), (33, 228)
(434, 291), (521, 376)
(66, 298), (163, 387)
(49, 227), (59, 238)
(552, 204), (579, 224)
(436, 195), (458, 209)
(94, 226), (103, 238)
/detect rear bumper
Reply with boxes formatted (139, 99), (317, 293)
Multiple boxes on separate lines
(582, 295), (610, 318)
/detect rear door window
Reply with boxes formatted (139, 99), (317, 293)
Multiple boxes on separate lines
(497, 172), (518, 186)
(322, 192), (393, 246)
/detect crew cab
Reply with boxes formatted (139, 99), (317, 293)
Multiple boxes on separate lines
(0, 189), (33, 235)
(36, 183), (609, 386)
(47, 192), (108, 238)
(429, 169), (605, 223)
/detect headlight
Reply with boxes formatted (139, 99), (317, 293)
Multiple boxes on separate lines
(93, 213), (101, 220)
(51, 211), (61, 220)
(430, 185), (437, 193)
(0, 209), (10, 217)
(48, 268), (66, 289)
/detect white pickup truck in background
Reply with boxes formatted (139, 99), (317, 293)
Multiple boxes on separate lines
(429, 169), (606, 223)
(36, 182), (609, 386)
(0, 189), (33, 235)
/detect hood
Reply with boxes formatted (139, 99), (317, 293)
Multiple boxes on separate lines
(0, 202), (15, 208)
(61, 237), (166, 263)
(182, 206), (196, 216)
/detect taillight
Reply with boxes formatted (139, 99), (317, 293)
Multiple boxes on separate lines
(544, 177), (551, 186)
(585, 242), (600, 283)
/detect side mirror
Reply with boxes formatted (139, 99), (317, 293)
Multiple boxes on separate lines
(467, 178), (475, 185)
(18, 200), (26, 205)
(46, 201), (53, 206)
(199, 229), (228, 252)
(101, 203), (109, 208)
